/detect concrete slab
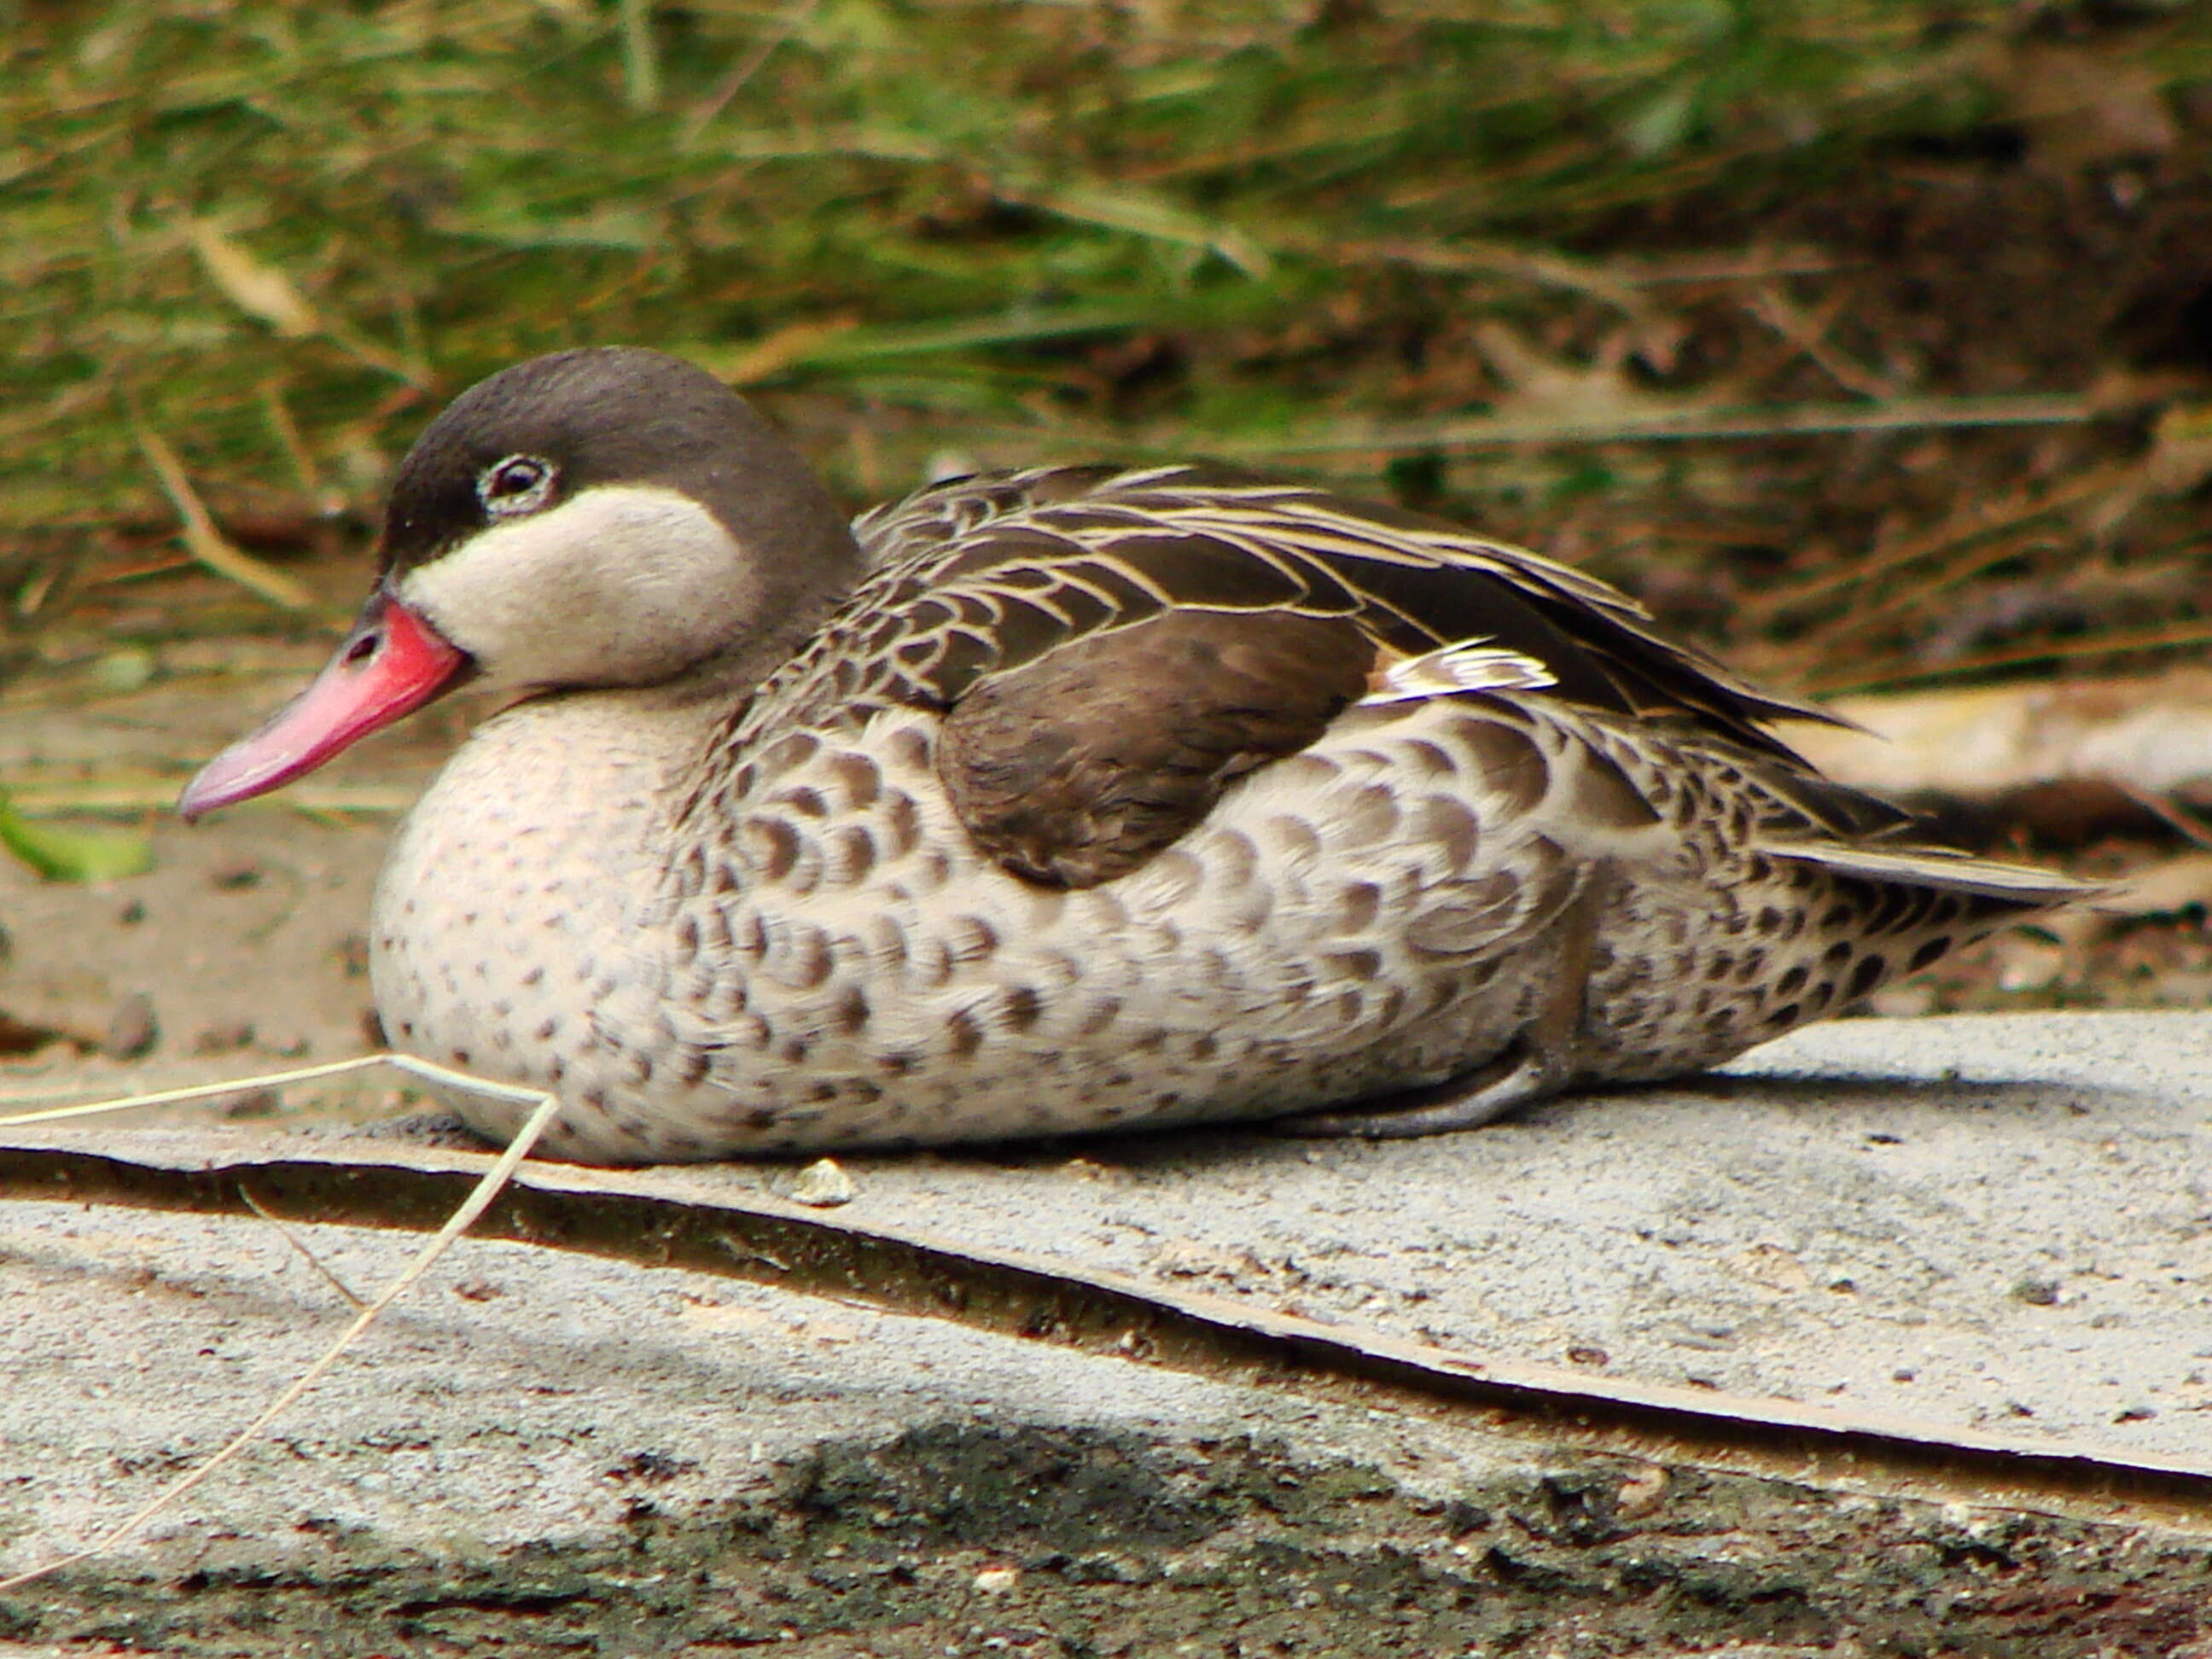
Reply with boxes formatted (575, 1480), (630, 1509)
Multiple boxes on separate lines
(4, 1185), (2212, 1657)
(742, 1007), (2212, 1466)
(2, 1017), (2212, 1656)
(13, 1013), (2212, 1467)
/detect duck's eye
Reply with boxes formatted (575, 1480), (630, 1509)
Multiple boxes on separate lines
(477, 454), (556, 518)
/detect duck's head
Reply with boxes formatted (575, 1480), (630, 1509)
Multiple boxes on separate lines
(179, 347), (863, 819)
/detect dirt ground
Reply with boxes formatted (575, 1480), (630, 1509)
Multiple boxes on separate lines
(0, 624), (448, 1110)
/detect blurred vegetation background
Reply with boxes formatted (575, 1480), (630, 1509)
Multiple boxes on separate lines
(7, 0), (2207, 682)
(4, 0), (2212, 921)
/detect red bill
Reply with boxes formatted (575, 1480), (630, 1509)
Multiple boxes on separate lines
(178, 591), (471, 821)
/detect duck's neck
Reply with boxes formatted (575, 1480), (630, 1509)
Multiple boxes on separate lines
(476, 677), (728, 813)
(380, 687), (725, 939)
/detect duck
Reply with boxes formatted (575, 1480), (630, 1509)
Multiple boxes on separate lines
(180, 346), (2099, 1165)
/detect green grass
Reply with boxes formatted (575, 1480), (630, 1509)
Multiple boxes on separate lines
(3, 0), (2208, 687)
(0, 3), (2133, 513)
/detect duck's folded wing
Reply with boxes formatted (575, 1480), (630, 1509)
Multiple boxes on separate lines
(731, 464), (1846, 888)
(934, 608), (1372, 886)
(847, 464), (1845, 748)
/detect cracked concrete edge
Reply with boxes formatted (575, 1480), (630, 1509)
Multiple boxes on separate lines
(2, 1204), (2210, 1657)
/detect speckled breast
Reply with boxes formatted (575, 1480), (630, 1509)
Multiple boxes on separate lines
(370, 686), (1891, 1164)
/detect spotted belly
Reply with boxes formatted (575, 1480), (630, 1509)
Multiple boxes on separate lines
(371, 695), (1963, 1162)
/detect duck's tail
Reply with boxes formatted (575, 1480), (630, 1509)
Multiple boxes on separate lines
(1764, 840), (2116, 917)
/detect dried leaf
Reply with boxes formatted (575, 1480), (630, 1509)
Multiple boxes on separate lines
(2099, 854), (2212, 919)
(1794, 671), (2212, 806)
(131, 420), (314, 612)
(1470, 322), (1706, 431)
(186, 221), (319, 337)
(2000, 38), (2180, 173)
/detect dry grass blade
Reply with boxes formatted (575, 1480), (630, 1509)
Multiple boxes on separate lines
(130, 418), (313, 613)
(183, 222), (420, 387)
(1328, 234), (1650, 316)
(2118, 784), (2212, 853)
(1746, 465), (2131, 625)
(683, 0), (823, 143)
(1802, 524), (2069, 655)
(0, 1055), (566, 1592)
(0, 1056), (410, 1126)
(1208, 393), (2095, 458)
(186, 220), (318, 338)
(1743, 285), (1901, 399)
(240, 1182), (367, 1307)
(1, 779), (418, 816)
(1805, 619), (2212, 696)
(260, 381), (331, 504)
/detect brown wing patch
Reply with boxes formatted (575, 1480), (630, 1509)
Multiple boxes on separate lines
(937, 609), (1374, 888)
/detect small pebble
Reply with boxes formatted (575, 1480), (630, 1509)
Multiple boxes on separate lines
(102, 992), (159, 1061)
(789, 1157), (856, 1207)
(193, 1021), (256, 1055)
(0, 1009), (59, 1056)
(212, 861), (263, 891)
(219, 1088), (280, 1119)
(1614, 1464), (1669, 1519)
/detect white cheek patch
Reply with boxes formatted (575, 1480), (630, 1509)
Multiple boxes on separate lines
(399, 486), (760, 690)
